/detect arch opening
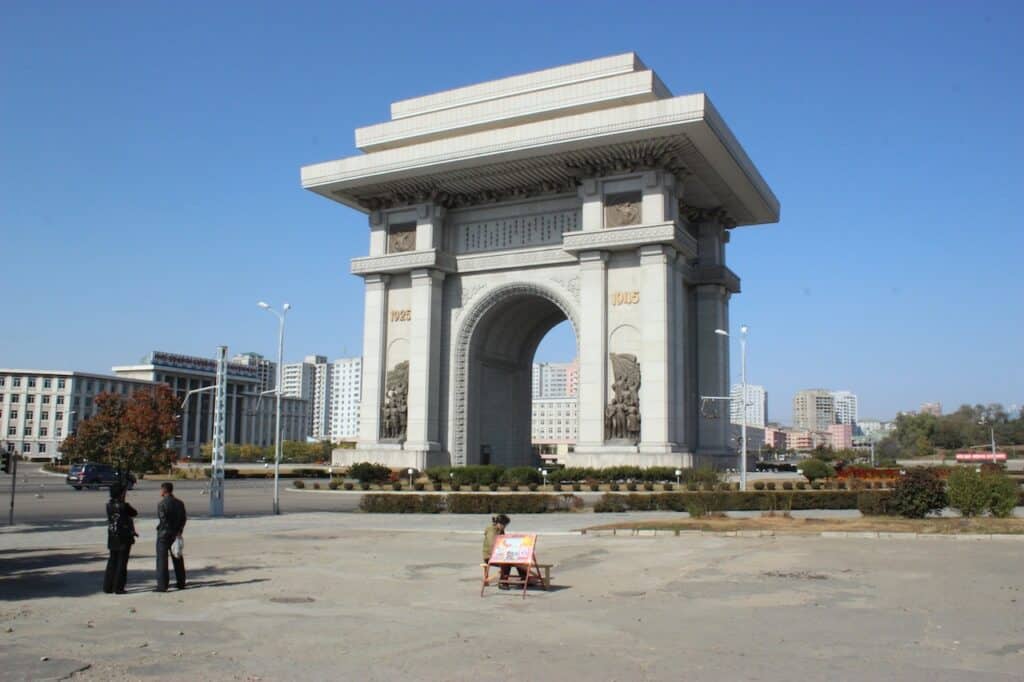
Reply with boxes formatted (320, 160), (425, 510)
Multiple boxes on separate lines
(459, 287), (577, 467)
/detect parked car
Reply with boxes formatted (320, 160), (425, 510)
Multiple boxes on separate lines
(66, 463), (136, 490)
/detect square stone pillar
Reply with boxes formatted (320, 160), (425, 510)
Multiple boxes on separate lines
(577, 250), (608, 446)
(415, 203), (444, 250)
(671, 253), (690, 449)
(696, 284), (731, 455)
(357, 274), (389, 446)
(405, 268), (444, 452)
(639, 244), (675, 453)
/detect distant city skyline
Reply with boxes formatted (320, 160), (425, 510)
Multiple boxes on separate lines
(3, 4), (1021, 420)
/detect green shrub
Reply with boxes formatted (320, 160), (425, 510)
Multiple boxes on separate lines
(446, 494), (579, 514)
(451, 483), (461, 492)
(626, 482), (638, 492)
(687, 482), (698, 492)
(432, 481), (444, 492)
(799, 459), (834, 482)
(782, 481), (793, 491)
(293, 480), (305, 489)
(892, 469), (947, 518)
(609, 482), (621, 492)
(489, 482), (499, 491)
(349, 462), (392, 484)
(470, 483), (480, 492)
(508, 482), (519, 492)
(501, 466), (542, 486)
(391, 482), (402, 491)
(328, 479), (339, 490)
(947, 468), (989, 517)
(593, 493), (628, 513)
(836, 481), (847, 490)
(663, 482), (674, 492)
(359, 494), (445, 513)
(359, 481), (371, 491)
(589, 482), (600, 492)
(796, 482), (807, 490)
(344, 482), (354, 490)
(766, 482), (776, 491)
(811, 481), (822, 490)
(527, 483), (538, 492)
(856, 491), (894, 516)
(572, 482), (582, 492)
(552, 482), (563, 492)
(643, 481), (655, 492)
(451, 465), (504, 486)
(686, 500), (708, 517)
(313, 482), (321, 490)
(753, 481), (765, 491)
(986, 474), (1020, 518)
(414, 482), (425, 491)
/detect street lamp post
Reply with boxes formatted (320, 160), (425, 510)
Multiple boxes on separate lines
(715, 326), (749, 491)
(259, 301), (291, 515)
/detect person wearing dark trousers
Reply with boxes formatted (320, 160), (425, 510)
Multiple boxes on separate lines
(155, 481), (187, 592)
(103, 482), (138, 594)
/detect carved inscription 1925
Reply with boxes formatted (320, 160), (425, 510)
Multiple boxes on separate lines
(390, 309), (411, 322)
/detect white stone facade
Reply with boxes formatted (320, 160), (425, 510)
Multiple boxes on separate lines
(303, 54), (779, 470)
(531, 397), (579, 445)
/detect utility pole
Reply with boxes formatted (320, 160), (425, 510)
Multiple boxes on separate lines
(5, 442), (16, 525)
(209, 346), (228, 517)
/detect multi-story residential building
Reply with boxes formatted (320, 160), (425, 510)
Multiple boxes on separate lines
(282, 355), (332, 440)
(531, 397), (578, 444)
(730, 383), (767, 428)
(113, 351), (308, 458)
(329, 357), (361, 441)
(531, 360), (578, 399)
(826, 423), (853, 450)
(831, 390), (858, 426)
(920, 402), (943, 417)
(793, 389), (835, 432)
(763, 424), (787, 451)
(782, 428), (813, 451)
(232, 352), (277, 393)
(0, 370), (156, 460)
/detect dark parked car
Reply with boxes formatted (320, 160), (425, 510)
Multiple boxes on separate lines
(66, 463), (135, 490)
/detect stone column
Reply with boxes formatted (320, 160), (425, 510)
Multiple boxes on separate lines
(357, 273), (390, 447)
(576, 250), (608, 447)
(671, 253), (689, 449)
(694, 221), (731, 456)
(639, 244), (674, 452)
(405, 268), (444, 454)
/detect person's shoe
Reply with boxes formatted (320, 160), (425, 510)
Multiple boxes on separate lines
(115, 590), (126, 594)
(153, 588), (167, 593)
(498, 583), (510, 590)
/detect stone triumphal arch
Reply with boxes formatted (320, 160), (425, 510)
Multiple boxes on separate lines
(302, 54), (779, 470)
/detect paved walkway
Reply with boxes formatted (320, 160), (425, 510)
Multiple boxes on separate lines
(2, 512), (1023, 681)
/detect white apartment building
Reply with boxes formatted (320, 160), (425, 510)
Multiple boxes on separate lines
(831, 390), (859, 426)
(730, 383), (767, 428)
(531, 397), (578, 444)
(1, 370), (156, 460)
(329, 357), (361, 441)
(282, 355), (332, 440)
(232, 352), (277, 393)
(531, 360), (579, 399)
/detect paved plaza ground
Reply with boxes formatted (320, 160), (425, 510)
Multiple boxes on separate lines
(2, 512), (1023, 681)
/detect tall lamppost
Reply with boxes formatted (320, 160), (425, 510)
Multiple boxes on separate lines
(259, 301), (290, 515)
(715, 325), (749, 491)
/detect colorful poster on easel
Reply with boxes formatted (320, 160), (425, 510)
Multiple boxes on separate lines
(488, 533), (536, 565)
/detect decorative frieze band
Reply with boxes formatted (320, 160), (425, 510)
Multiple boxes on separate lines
(350, 249), (455, 276)
(691, 264), (741, 293)
(562, 221), (697, 258)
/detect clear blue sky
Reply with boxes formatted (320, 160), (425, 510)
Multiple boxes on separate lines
(2, 1), (1021, 422)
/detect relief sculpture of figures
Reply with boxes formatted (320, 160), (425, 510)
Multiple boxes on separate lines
(380, 361), (409, 440)
(605, 353), (641, 443)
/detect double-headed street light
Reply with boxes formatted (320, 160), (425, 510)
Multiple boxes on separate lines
(258, 301), (291, 515)
(716, 325), (749, 491)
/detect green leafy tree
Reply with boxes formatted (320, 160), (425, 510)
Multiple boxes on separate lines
(947, 468), (988, 517)
(985, 474), (1020, 518)
(799, 458), (834, 482)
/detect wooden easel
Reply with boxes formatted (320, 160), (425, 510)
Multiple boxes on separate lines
(480, 534), (551, 599)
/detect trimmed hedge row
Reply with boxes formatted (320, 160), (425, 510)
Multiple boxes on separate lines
(359, 493), (583, 514)
(423, 464), (720, 486)
(592, 490), (895, 514)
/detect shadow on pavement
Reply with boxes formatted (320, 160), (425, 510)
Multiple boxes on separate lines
(0, 548), (265, 600)
(0, 519), (104, 535)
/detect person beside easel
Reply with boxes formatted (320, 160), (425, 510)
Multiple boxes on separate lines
(483, 514), (526, 590)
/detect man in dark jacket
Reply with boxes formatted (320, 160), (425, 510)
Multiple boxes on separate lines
(104, 482), (138, 594)
(155, 481), (187, 592)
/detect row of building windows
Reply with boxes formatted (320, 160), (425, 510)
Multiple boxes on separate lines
(0, 410), (65, 421)
(7, 426), (61, 438)
(0, 377), (67, 389)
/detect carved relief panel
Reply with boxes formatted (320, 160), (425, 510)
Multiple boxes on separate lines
(604, 191), (642, 228)
(388, 221), (416, 253)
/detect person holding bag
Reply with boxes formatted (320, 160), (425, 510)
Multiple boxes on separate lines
(155, 482), (187, 592)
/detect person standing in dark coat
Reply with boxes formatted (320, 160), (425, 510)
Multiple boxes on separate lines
(155, 481), (187, 592)
(103, 483), (138, 594)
